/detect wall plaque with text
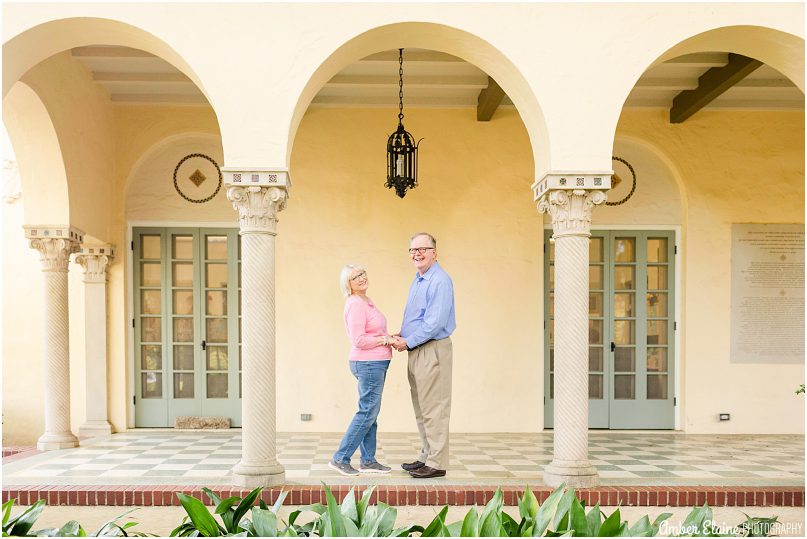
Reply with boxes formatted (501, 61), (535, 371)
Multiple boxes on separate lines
(730, 224), (804, 364)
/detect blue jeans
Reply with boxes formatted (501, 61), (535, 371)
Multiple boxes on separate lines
(333, 360), (390, 465)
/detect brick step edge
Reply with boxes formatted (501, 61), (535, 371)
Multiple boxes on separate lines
(2, 486), (803, 507)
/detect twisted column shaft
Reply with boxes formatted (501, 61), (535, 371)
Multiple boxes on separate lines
(29, 235), (80, 450)
(538, 188), (606, 488)
(228, 184), (287, 487)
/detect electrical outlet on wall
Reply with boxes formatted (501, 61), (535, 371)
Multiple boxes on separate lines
(301, 413), (312, 421)
(719, 413), (730, 421)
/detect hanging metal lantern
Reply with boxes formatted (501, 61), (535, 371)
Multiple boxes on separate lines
(386, 48), (421, 198)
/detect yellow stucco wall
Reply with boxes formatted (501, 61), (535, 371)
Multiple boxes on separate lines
(3, 99), (803, 444)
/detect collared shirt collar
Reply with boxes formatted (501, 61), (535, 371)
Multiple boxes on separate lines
(416, 261), (440, 281)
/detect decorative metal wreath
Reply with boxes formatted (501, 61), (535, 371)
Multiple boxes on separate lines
(173, 153), (222, 204)
(606, 156), (636, 206)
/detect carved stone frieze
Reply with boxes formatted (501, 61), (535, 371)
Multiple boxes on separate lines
(227, 185), (289, 234)
(538, 189), (608, 237)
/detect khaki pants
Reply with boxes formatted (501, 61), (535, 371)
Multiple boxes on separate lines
(407, 337), (452, 470)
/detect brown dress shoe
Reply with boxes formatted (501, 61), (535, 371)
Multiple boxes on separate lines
(401, 460), (425, 471)
(408, 465), (446, 478)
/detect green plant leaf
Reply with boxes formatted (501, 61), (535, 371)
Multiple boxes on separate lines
(252, 507), (278, 537)
(340, 487), (359, 525)
(585, 504), (602, 537)
(177, 493), (222, 537)
(533, 484), (565, 536)
(519, 488), (539, 521)
(627, 515), (652, 537)
(2, 500), (13, 528)
(391, 524), (425, 537)
(9, 499), (46, 537)
(446, 521), (463, 536)
(680, 504), (709, 533)
(92, 507), (140, 537)
(650, 512), (672, 535)
(356, 486), (375, 528)
(323, 483), (348, 537)
(460, 508), (478, 537)
(231, 487), (262, 532)
(479, 489), (504, 537)
(597, 508), (621, 537)
(501, 512), (520, 536)
(422, 506), (449, 537)
(376, 504), (398, 537)
(271, 491), (289, 515)
(568, 499), (588, 537)
(552, 488), (576, 531)
(202, 488), (222, 507)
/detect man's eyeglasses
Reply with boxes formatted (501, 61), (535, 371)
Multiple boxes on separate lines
(350, 271), (367, 282)
(409, 247), (436, 255)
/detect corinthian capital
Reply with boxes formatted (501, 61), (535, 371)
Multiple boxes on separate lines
(75, 244), (115, 283)
(538, 189), (608, 237)
(227, 185), (288, 234)
(24, 226), (84, 272)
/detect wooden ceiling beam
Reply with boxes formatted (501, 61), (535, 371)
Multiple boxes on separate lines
(670, 53), (763, 123)
(476, 76), (505, 121)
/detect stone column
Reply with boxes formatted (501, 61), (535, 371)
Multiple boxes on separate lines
(75, 243), (115, 438)
(534, 173), (610, 488)
(224, 169), (290, 487)
(24, 225), (84, 450)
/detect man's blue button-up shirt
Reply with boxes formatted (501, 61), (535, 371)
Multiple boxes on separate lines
(400, 262), (456, 349)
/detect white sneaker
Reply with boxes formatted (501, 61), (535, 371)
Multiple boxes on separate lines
(328, 459), (359, 476)
(359, 461), (392, 474)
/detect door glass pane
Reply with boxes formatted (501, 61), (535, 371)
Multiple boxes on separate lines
(549, 292), (554, 316)
(141, 290), (161, 315)
(141, 318), (161, 342)
(614, 347), (635, 372)
(173, 318), (194, 342)
(589, 347), (603, 371)
(174, 373), (194, 398)
(647, 238), (668, 263)
(173, 235), (193, 260)
(206, 318), (228, 343)
(614, 320), (635, 344)
(590, 237), (603, 262)
(549, 319), (554, 345)
(206, 236), (228, 260)
(141, 345), (162, 370)
(647, 374), (668, 399)
(206, 291), (227, 316)
(549, 348), (554, 371)
(142, 372), (162, 398)
(173, 290), (194, 315)
(141, 263), (161, 286)
(647, 266), (668, 289)
(647, 292), (668, 317)
(647, 320), (668, 345)
(173, 345), (194, 370)
(588, 319), (603, 344)
(589, 266), (603, 289)
(589, 292), (603, 316)
(614, 266), (635, 289)
(207, 263), (228, 288)
(548, 240), (554, 262)
(614, 293), (634, 317)
(589, 374), (603, 399)
(614, 374), (635, 399)
(549, 265), (554, 289)
(549, 373), (554, 399)
(207, 373), (228, 398)
(141, 235), (161, 259)
(647, 347), (668, 372)
(206, 346), (228, 370)
(173, 263), (193, 287)
(614, 237), (635, 262)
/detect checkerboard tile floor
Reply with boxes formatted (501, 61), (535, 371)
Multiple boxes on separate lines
(3, 432), (803, 486)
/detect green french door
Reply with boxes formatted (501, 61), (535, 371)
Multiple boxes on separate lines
(134, 227), (242, 427)
(544, 230), (675, 429)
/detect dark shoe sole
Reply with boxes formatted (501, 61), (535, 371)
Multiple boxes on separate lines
(409, 469), (446, 478)
(401, 461), (425, 471)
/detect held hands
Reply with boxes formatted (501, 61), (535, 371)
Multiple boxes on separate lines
(389, 335), (408, 352)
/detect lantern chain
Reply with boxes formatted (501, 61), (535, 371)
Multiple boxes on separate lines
(398, 48), (404, 123)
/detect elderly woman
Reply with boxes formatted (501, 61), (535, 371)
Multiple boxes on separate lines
(328, 264), (394, 476)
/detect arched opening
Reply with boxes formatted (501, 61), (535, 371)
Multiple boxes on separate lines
(606, 24), (805, 434)
(280, 23), (548, 440)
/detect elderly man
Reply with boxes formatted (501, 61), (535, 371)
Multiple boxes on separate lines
(390, 232), (456, 478)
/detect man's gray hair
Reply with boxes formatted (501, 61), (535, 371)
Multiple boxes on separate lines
(410, 232), (437, 248)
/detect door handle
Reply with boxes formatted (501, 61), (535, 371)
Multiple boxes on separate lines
(202, 340), (206, 351)
(610, 342), (615, 352)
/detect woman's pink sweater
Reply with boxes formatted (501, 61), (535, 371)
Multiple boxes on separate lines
(344, 295), (393, 361)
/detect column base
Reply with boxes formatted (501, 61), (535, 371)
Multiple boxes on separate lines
(37, 432), (80, 451)
(543, 459), (600, 488)
(78, 421), (114, 438)
(232, 461), (286, 488)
